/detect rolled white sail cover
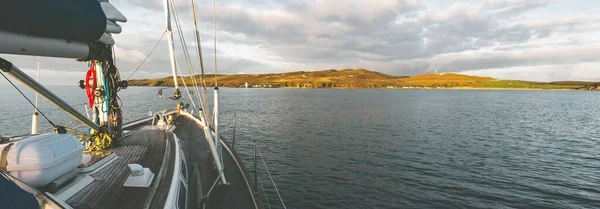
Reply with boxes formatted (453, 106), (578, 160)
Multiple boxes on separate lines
(101, 2), (128, 23)
(0, 0), (108, 42)
(0, 0), (127, 57)
(0, 30), (90, 59)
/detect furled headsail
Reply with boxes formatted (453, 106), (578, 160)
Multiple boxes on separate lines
(0, 0), (126, 59)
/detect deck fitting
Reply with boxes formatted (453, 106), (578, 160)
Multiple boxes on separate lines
(0, 57), (13, 72)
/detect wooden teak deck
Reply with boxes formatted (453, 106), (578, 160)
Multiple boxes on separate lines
(55, 112), (261, 209)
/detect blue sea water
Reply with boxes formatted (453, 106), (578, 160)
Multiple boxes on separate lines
(2, 87), (600, 208)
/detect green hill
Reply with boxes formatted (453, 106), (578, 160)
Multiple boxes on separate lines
(127, 69), (592, 90)
(578, 83), (600, 90)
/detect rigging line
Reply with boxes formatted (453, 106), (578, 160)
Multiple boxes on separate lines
(257, 173), (273, 209)
(60, 106), (93, 131)
(124, 88), (166, 107)
(169, 0), (205, 115)
(0, 113), (35, 121)
(189, 0), (211, 118)
(189, 0), (211, 121)
(0, 71), (56, 127)
(125, 30), (168, 80)
(0, 103), (89, 121)
(8, 105), (90, 136)
(175, 68), (198, 112)
(173, 0), (211, 127)
(119, 87), (170, 99)
(35, 57), (40, 111)
(201, 176), (221, 208)
(174, 58), (199, 111)
(62, 127), (87, 138)
(171, 2), (212, 129)
(212, 0), (218, 87)
(127, 100), (157, 110)
(256, 146), (287, 209)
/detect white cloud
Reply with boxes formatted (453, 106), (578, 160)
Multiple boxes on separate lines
(459, 62), (600, 82)
(2, 0), (599, 83)
(304, 0), (403, 22)
(418, 2), (482, 23)
(114, 46), (146, 63)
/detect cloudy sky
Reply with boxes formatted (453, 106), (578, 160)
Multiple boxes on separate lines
(2, 0), (600, 85)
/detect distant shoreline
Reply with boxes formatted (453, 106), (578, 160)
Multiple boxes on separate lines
(126, 69), (597, 90)
(163, 86), (578, 91)
(127, 85), (579, 91)
(444, 87), (574, 91)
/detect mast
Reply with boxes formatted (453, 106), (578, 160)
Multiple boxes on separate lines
(164, 0), (181, 99)
(95, 61), (109, 126)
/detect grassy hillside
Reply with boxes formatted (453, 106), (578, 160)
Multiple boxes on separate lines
(127, 69), (591, 90)
(578, 83), (600, 90)
(395, 73), (493, 88)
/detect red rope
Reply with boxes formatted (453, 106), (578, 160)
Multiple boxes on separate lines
(85, 62), (97, 108)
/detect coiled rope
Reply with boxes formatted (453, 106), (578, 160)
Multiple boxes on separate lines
(83, 131), (113, 152)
